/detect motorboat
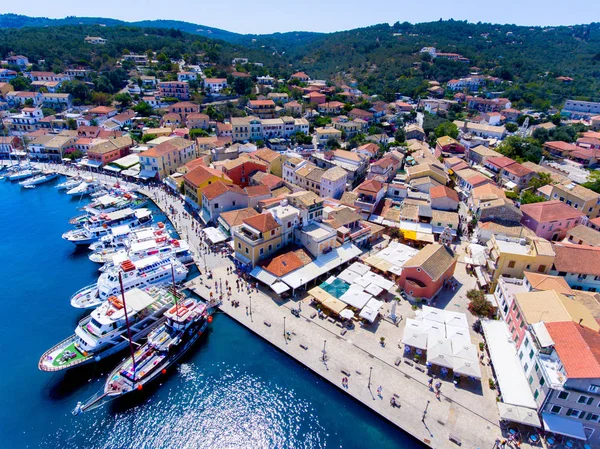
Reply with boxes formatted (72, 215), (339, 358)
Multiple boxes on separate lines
(62, 208), (153, 246)
(70, 255), (188, 309)
(39, 286), (179, 372)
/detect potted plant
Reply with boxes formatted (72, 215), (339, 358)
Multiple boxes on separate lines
(479, 342), (485, 351)
(380, 336), (386, 347)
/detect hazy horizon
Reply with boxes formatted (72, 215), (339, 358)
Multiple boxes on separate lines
(4, 0), (600, 35)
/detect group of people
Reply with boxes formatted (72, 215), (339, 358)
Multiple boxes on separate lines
(428, 377), (443, 399)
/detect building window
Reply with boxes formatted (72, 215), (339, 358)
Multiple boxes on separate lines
(237, 243), (241, 249)
(551, 405), (562, 414)
(534, 390), (539, 400)
(540, 377), (545, 386)
(586, 413), (600, 422)
(589, 385), (600, 393)
(268, 245), (272, 251)
(567, 409), (584, 419)
(538, 265), (546, 273)
(579, 395), (594, 406)
(245, 248), (248, 254)
(558, 391), (570, 400)
(529, 375), (534, 385)
(260, 248), (264, 255)
(508, 261), (516, 268)
(529, 349), (534, 359)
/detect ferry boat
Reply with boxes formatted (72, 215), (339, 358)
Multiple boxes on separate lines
(70, 255), (188, 309)
(62, 208), (153, 246)
(39, 286), (181, 372)
(103, 296), (211, 398)
(92, 238), (193, 268)
(8, 168), (41, 181)
(19, 172), (59, 187)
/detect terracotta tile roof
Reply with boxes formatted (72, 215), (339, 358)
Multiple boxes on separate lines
(262, 251), (305, 277)
(184, 165), (231, 187)
(356, 142), (379, 155)
(334, 149), (363, 162)
(340, 192), (359, 206)
(202, 180), (246, 201)
(244, 185), (271, 197)
(243, 212), (280, 233)
(219, 208), (259, 227)
(357, 179), (383, 194)
(545, 321), (600, 379)
(253, 172), (284, 189)
(140, 142), (178, 158)
(543, 141), (579, 152)
(430, 186), (459, 202)
(553, 243), (600, 276)
(524, 272), (572, 294)
(249, 99), (276, 107)
(503, 162), (534, 178)
(471, 184), (506, 201)
(521, 200), (583, 222)
(404, 244), (457, 281)
(253, 147), (280, 163)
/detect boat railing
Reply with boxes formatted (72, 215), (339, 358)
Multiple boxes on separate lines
(38, 335), (91, 372)
(70, 283), (98, 301)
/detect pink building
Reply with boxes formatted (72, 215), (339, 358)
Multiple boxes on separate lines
(398, 244), (457, 301)
(520, 200), (585, 241)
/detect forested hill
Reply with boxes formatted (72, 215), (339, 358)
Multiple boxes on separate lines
(0, 24), (290, 75)
(0, 14), (323, 48)
(1, 15), (600, 106)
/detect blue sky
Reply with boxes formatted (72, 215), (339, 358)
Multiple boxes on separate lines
(8, 0), (600, 34)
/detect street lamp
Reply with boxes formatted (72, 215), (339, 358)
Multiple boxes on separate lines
(321, 339), (327, 362)
(368, 366), (373, 389)
(284, 316), (287, 342)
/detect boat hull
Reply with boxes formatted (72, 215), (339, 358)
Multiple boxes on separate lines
(39, 316), (168, 372)
(106, 319), (209, 397)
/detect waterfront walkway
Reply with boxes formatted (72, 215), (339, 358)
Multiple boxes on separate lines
(41, 164), (530, 449)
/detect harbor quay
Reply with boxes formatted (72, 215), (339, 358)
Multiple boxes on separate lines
(33, 163), (525, 449)
(134, 186), (508, 449)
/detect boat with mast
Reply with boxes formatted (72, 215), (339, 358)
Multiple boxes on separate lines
(70, 255), (188, 309)
(66, 181), (103, 196)
(56, 176), (84, 191)
(69, 193), (147, 226)
(19, 172), (59, 187)
(39, 285), (182, 372)
(8, 168), (41, 181)
(73, 269), (215, 414)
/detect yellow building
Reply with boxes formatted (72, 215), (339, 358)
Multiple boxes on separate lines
(183, 165), (233, 207)
(233, 212), (283, 267)
(405, 162), (449, 186)
(486, 235), (556, 286)
(252, 147), (283, 177)
(547, 183), (600, 219)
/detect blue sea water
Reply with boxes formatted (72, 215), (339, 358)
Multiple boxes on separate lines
(0, 179), (419, 449)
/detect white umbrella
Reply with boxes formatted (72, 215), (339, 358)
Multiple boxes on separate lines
(452, 343), (478, 362)
(340, 309), (354, 320)
(453, 357), (482, 379)
(427, 339), (453, 369)
(401, 319), (428, 349)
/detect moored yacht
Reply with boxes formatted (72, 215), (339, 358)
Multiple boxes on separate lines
(19, 172), (59, 187)
(66, 181), (103, 196)
(69, 193), (147, 226)
(56, 177), (84, 191)
(8, 168), (41, 181)
(39, 286), (182, 372)
(103, 296), (211, 398)
(62, 208), (153, 246)
(70, 255), (188, 309)
(92, 238), (193, 268)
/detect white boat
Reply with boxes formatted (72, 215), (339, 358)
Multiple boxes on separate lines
(62, 208), (153, 246)
(95, 239), (194, 270)
(69, 193), (147, 226)
(39, 286), (181, 372)
(8, 168), (41, 181)
(88, 223), (167, 252)
(70, 255), (188, 309)
(19, 172), (59, 187)
(56, 177), (83, 191)
(66, 181), (103, 196)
